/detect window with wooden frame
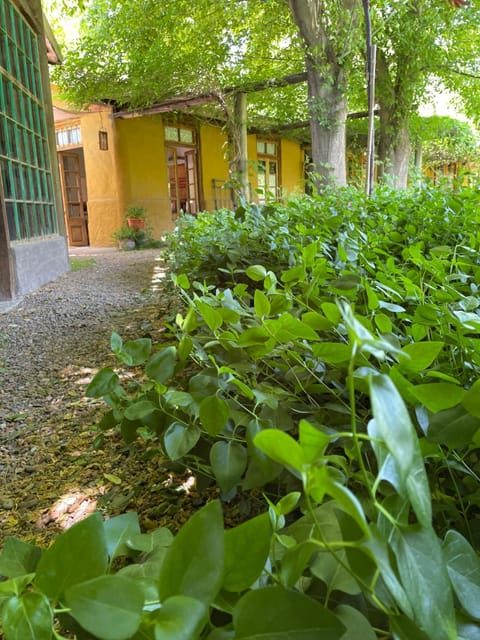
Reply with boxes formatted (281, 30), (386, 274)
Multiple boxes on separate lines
(55, 125), (82, 148)
(0, 0), (57, 241)
(165, 124), (199, 216)
(256, 139), (279, 203)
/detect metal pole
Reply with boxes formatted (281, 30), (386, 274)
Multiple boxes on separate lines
(362, 0), (376, 195)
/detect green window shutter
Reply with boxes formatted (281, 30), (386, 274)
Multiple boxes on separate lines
(0, 0), (57, 241)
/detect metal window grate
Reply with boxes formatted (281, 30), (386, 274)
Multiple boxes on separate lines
(0, 0), (57, 241)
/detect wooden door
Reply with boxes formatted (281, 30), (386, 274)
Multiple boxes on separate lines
(167, 147), (199, 216)
(185, 150), (199, 214)
(59, 153), (89, 246)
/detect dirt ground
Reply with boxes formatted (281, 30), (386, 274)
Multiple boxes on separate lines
(0, 249), (255, 550)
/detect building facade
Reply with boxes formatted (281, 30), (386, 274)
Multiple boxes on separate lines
(53, 92), (307, 247)
(0, 0), (69, 302)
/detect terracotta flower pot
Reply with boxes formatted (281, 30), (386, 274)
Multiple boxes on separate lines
(127, 218), (145, 231)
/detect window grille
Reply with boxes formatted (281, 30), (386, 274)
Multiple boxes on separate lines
(55, 125), (81, 148)
(0, 0), (57, 241)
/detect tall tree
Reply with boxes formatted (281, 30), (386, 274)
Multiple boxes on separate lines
(287, 0), (361, 188)
(371, 0), (478, 188)
(53, 0), (302, 108)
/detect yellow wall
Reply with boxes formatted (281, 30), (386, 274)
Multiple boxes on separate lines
(79, 109), (124, 246)
(116, 115), (172, 237)
(199, 124), (230, 210)
(280, 138), (305, 196)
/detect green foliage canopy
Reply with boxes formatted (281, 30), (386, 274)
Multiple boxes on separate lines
(52, 0), (304, 113)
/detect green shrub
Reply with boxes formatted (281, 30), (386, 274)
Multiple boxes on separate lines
(4, 186), (480, 639)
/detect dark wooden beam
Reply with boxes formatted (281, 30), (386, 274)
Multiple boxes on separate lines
(114, 72), (308, 119)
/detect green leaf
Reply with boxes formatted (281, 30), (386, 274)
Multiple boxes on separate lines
(365, 282), (379, 311)
(281, 265), (306, 284)
(0, 574), (35, 597)
(120, 338), (152, 366)
(153, 595), (207, 640)
(196, 300), (223, 331)
(279, 540), (318, 589)
(0, 538), (41, 578)
(86, 368), (120, 398)
(199, 395), (229, 436)
(65, 575), (144, 640)
(336, 605), (377, 640)
(398, 341), (444, 373)
(312, 342), (351, 363)
(104, 473), (122, 484)
(308, 504), (362, 595)
(308, 468), (369, 537)
(233, 586), (345, 639)
(392, 526), (456, 640)
(374, 313), (393, 334)
(462, 379), (480, 418)
(146, 347), (177, 384)
(320, 302), (342, 325)
(164, 422), (201, 460)
(414, 304), (440, 326)
(443, 530), (480, 619)
(103, 512), (141, 562)
(124, 400), (158, 421)
(127, 528), (173, 553)
(457, 619), (480, 640)
(363, 533), (413, 618)
(254, 429), (305, 476)
(35, 513), (108, 602)
(265, 313), (320, 342)
(330, 273), (361, 290)
(275, 492), (301, 516)
(390, 615), (431, 640)
(158, 500), (224, 604)
(210, 441), (248, 496)
(369, 374), (431, 527)
(223, 514), (271, 592)
(174, 273), (190, 289)
(246, 265), (267, 281)
(254, 289), (271, 317)
(427, 405), (480, 448)
(3, 592), (53, 640)
(412, 383), (465, 413)
(110, 332), (123, 352)
(237, 326), (271, 347)
(301, 311), (334, 331)
(298, 420), (331, 463)
(120, 418), (140, 444)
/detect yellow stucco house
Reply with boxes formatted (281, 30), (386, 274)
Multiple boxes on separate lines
(52, 90), (307, 247)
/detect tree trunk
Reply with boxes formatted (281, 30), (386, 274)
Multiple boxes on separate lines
(288, 0), (350, 189)
(305, 56), (348, 188)
(375, 50), (412, 188)
(377, 108), (411, 188)
(233, 92), (249, 202)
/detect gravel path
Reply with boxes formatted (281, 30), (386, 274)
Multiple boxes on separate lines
(0, 248), (173, 543)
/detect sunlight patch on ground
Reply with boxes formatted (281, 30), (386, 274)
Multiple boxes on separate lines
(151, 256), (168, 292)
(36, 486), (106, 530)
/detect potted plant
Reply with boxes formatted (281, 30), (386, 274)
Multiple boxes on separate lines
(125, 205), (147, 231)
(112, 224), (137, 250)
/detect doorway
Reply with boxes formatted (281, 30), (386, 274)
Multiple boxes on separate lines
(58, 150), (89, 246)
(166, 146), (199, 216)
(256, 140), (279, 204)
